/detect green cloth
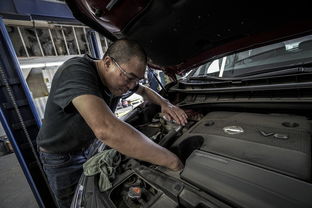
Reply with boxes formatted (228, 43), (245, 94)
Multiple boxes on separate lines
(83, 149), (121, 192)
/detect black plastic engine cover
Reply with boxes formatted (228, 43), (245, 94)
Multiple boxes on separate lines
(181, 150), (312, 208)
(172, 111), (311, 180)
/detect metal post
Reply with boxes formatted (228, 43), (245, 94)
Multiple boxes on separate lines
(34, 28), (45, 56)
(83, 27), (91, 54)
(61, 25), (70, 55)
(48, 29), (58, 56)
(95, 32), (104, 58)
(17, 26), (30, 57)
(72, 27), (81, 55)
(86, 30), (102, 59)
(104, 36), (108, 52)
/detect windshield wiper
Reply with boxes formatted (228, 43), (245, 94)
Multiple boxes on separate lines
(189, 75), (232, 81)
(188, 65), (312, 82)
(233, 65), (312, 78)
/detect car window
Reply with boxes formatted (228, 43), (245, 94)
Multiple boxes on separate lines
(190, 34), (312, 78)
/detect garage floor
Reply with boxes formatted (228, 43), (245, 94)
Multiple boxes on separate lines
(0, 153), (39, 208)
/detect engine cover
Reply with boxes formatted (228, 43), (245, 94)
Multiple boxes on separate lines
(172, 111), (311, 180)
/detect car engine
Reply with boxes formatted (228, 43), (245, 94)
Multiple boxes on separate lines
(74, 101), (312, 208)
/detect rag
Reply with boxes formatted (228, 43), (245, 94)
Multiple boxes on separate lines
(83, 149), (121, 192)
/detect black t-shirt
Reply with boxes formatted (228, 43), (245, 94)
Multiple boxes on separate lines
(37, 55), (121, 153)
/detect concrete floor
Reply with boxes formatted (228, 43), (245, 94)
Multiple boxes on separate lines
(0, 153), (39, 208)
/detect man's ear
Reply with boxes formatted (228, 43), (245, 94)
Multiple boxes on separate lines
(103, 56), (111, 71)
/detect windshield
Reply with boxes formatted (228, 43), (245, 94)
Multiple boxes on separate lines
(190, 34), (312, 78)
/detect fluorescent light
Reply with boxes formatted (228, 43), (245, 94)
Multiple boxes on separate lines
(20, 62), (64, 69)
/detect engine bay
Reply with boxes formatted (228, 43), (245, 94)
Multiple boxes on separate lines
(75, 103), (312, 208)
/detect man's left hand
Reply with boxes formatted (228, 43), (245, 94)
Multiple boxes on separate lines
(161, 102), (188, 126)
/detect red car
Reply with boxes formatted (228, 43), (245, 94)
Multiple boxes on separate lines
(66, 1), (312, 208)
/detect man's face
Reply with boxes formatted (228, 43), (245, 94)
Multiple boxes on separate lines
(101, 56), (145, 96)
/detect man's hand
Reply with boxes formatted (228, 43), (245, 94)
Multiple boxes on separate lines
(168, 155), (184, 171)
(161, 101), (188, 126)
(136, 85), (188, 125)
(164, 152), (184, 171)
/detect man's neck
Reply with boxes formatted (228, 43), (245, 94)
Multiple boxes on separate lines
(95, 60), (107, 85)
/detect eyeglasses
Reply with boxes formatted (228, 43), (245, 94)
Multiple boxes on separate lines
(110, 56), (143, 85)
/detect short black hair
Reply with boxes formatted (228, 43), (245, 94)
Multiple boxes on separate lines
(103, 39), (147, 66)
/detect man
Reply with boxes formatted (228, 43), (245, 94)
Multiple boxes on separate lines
(37, 39), (187, 208)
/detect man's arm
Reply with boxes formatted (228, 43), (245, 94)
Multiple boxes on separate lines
(72, 94), (183, 171)
(136, 84), (188, 126)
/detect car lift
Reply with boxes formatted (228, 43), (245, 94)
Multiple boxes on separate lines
(0, 17), (101, 208)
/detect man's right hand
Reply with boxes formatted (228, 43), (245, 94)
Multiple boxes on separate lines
(166, 154), (184, 171)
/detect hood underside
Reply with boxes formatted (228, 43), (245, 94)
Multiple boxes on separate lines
(65, 0), (312, 74)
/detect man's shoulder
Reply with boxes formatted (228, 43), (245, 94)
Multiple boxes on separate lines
(64, 55), (93, 66)
(59, 55), (96, 74)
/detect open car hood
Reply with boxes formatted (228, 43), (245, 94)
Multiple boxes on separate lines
(65, 0), (312, 74)
(65, 2), (312, 208)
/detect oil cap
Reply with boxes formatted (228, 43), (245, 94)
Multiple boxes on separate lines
(128, 186), (142, 199)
